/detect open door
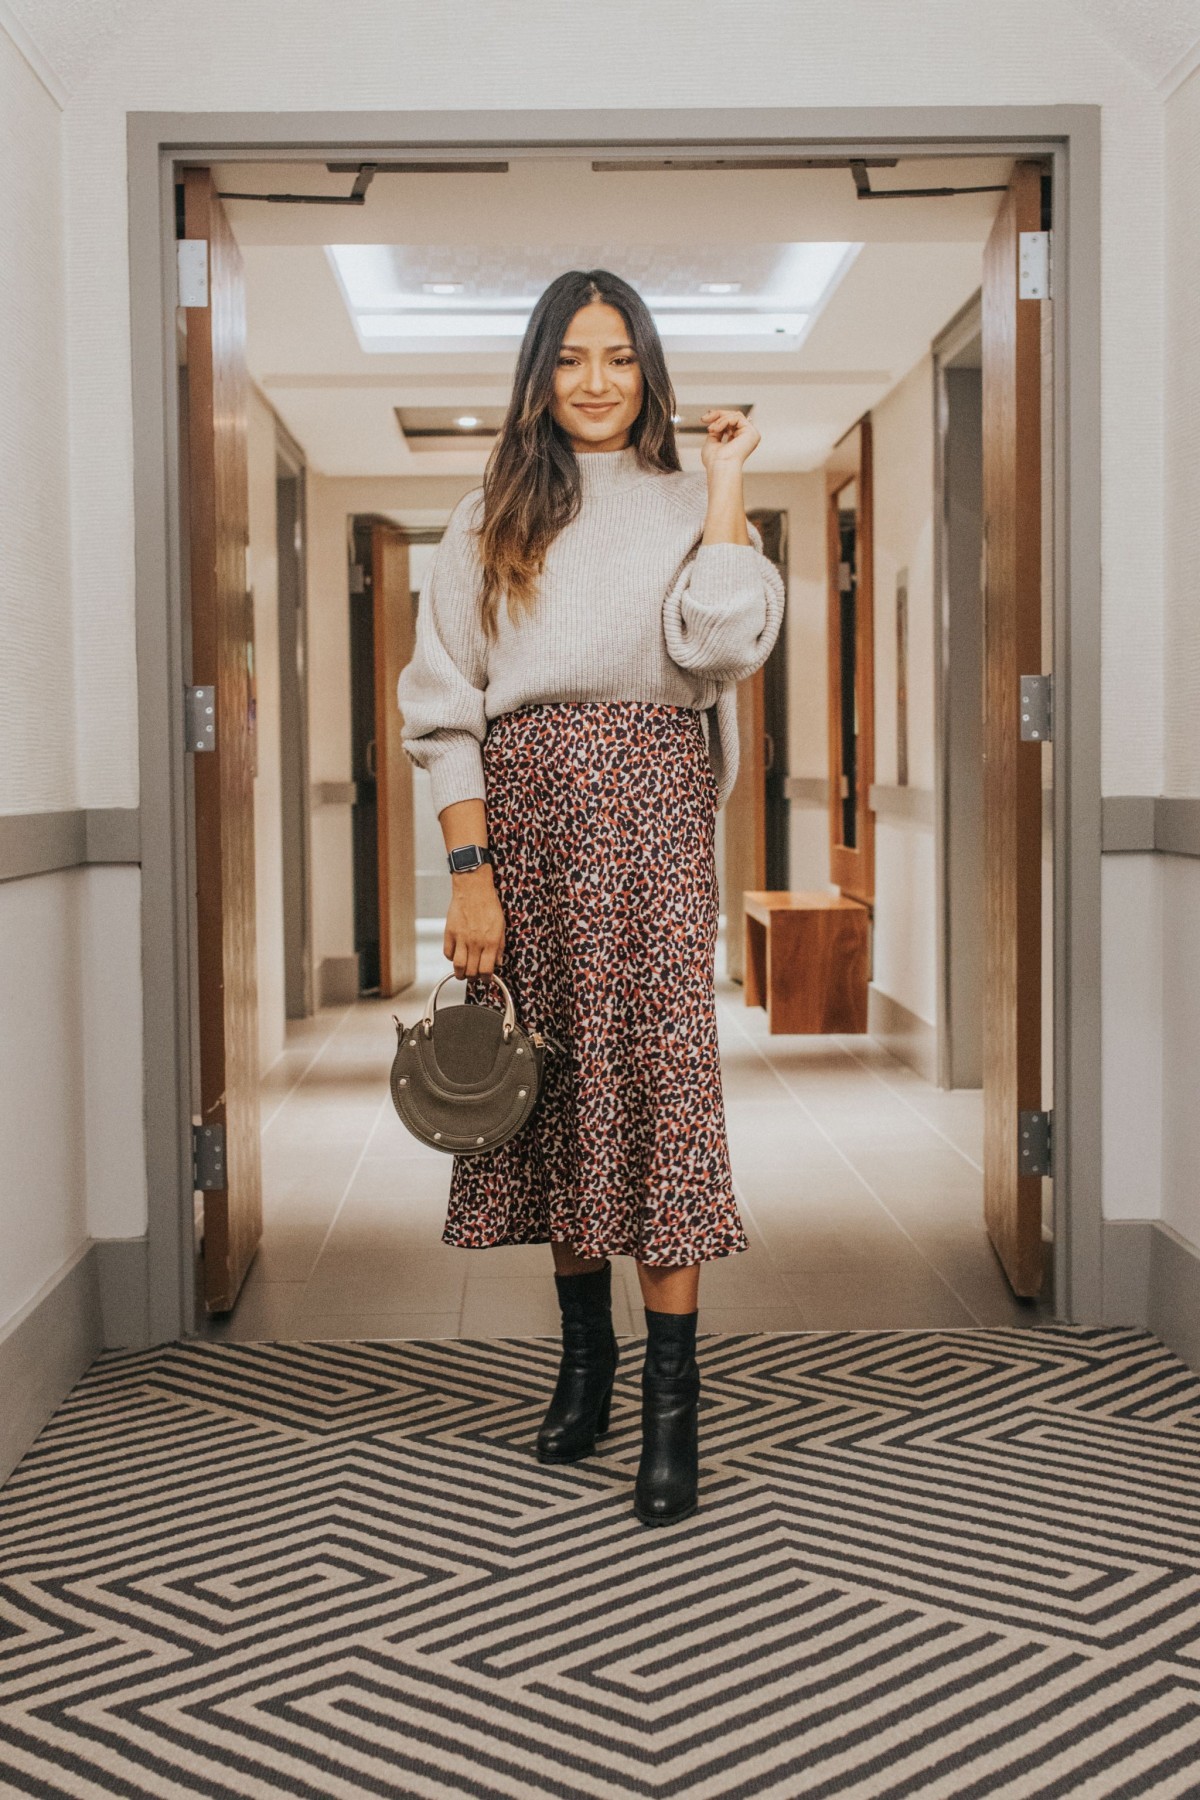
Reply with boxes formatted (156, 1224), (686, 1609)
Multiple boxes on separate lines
(183, 167), (262, 1314)
(723, 670), (767, 981)
(981, 160), (1048, 1296)
(723, 510), (787, 982)
(372, 523), (417, 997)
(825, 417), (875, 905)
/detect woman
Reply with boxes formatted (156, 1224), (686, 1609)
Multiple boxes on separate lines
(397, 269), (785, 1526)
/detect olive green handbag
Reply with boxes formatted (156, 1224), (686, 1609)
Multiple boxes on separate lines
(390, 972), (561, 1155)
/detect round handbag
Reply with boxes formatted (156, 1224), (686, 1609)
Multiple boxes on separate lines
(389, 972), (560, 1155)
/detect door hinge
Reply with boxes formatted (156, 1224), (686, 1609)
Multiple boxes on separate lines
(185, 685), (216, 752)
(1018, 230), (1051, 301)
(177, 238), (209, 308)
(1019, 1110), (1052, 1178)
(193, 1122), (226, 1191)
(1020, 674), (1054, 743)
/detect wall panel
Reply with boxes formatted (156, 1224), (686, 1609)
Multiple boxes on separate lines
(0, 28), (75, 813)
(0, 872), (87, 1329)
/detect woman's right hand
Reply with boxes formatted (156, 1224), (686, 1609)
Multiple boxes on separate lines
(444, 867), (506, 979)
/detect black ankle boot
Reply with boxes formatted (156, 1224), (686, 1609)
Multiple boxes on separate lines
(536, 1262), (620, 1464)
(633, 1308), (700, 1526)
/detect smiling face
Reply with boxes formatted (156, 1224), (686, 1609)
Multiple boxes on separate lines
(550, 301), (645, 454)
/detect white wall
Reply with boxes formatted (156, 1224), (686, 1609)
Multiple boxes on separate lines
(0, 28), (74, 814)
(408, 541), (451, 922)
(0, 26), (148, 1338)
(248, 386), (286, 1070)
(1164, 70), (1200, 800)
(774, 349), (942, 1034)
(1102, 855), (1163, 1224)
(0, 27), (91, 1336)
(874, 357), (936, 799)
(870, 353), (938, 1027)
(0, 874), (87, 1326)
(741, 470), (829, 890)
(1158, 65), (1200, 1250)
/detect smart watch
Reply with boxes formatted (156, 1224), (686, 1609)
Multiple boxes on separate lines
(447, 844), (495, 874)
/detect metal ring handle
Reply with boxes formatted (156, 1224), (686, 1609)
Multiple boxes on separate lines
(421, 970), (516, 1040)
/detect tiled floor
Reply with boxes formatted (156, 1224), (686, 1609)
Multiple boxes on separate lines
(204, 926), (1054, 1343)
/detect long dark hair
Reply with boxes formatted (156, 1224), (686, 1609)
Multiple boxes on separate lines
(475, 269), (681, 638)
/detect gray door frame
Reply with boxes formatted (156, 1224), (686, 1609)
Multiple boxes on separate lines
(127, 106), (1101, 1342)
(273, 426), (314, 1021)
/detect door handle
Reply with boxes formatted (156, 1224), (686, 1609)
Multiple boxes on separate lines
(365, 739), (377, 779)
(763, 731), (775, 773)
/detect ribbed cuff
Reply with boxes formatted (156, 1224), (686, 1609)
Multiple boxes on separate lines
(692, 541), (767, 580)
(427, 739), (487, 817)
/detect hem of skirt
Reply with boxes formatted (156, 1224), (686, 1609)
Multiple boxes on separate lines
(440, 1228), (749, 1267)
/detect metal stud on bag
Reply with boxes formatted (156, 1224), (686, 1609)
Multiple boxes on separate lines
(388, 971), (559, 1156)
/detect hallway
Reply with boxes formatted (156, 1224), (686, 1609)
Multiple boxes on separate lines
(207, 928), (1050, 1345)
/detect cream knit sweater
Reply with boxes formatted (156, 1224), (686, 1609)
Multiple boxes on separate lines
(396, 443), (786, 814)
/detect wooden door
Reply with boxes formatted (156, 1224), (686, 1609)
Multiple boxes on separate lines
(982, 160), (1046, 1296)
(723, 509), (787, 980)
(183, 168), (261, 1314)
(723, 669), (767, 982)
(752, 509), (791, 892)
(825, 418), (875, 903)
(372, 524), (417, 996)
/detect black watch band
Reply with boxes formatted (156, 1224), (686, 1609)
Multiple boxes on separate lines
(447, 843), (495, 874)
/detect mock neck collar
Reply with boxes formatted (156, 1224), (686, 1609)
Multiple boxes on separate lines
(574, 443), (644, 495)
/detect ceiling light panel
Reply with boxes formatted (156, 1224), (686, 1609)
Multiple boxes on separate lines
(328, 242), (860, 354)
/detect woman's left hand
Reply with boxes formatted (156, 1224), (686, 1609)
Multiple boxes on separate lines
(700, 408), (761, 473)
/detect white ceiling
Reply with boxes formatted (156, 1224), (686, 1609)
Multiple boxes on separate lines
(227, 154), (1009, 476)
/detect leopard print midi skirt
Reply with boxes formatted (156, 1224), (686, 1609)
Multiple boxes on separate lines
(445, 699), (748, 1268)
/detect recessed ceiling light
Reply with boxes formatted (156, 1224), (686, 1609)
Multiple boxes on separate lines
(455, 415), (481, 429)
(357, 310), (809, 341)
(329, 244), (863, 354)
(671, 413), (683, 423)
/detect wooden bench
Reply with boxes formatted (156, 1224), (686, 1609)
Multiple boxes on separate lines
(742, 891), (870, 1034)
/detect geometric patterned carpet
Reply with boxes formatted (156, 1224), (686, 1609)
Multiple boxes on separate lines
(2, 1329), (1200, 1799)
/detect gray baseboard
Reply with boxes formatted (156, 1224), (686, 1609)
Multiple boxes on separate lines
(867, 984), (938, 1084)
(96, 1237), (151, 1348)
(417, 874), (451, 919)
(1103, 1218), (1200, 1373)
(1102, 795), (1200, 856)
(311, 781), (358, 808)
(86, 809), (141, 863)
(1146, 1223), (1200, 1371)
(0, 1234), (155, 1485)
(785, 776), (828, 807)
(869, 784), (935, 826)
(1101, 1219), (1151, 1324)
(318, 954), (360, 1006)
(0, 808), (141, 883)
(0, 1245), (102, 1485)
